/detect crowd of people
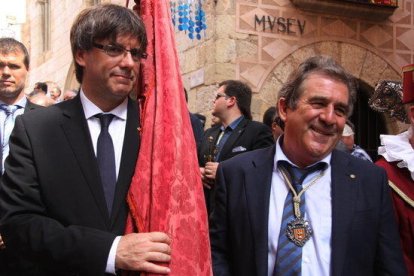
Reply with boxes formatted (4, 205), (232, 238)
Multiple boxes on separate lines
(0, 2), (412, 276)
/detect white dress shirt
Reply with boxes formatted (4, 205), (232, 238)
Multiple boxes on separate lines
(268, 137), (332, 276)
(0, 97), (26, 172)
(80, 91), (127, 179)
(79, 90), (127, 274)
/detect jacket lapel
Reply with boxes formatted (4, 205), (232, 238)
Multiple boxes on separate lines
(244, 145), (275, 276)
(110, 99), (140, 225)
(60, 96), (110, 224)
(330, 150), (359, 276)
(219, 118), (248, 158)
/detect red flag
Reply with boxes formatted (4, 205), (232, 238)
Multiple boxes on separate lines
(125, 1), (212, 275)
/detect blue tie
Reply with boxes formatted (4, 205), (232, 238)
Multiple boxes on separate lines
(95, 114), (116, 214)
(273, 161), (325, 276)
(1, 104), (20, 173)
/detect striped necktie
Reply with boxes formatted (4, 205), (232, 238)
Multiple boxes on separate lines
(273, 160), (326, 276)
(1, 104), (20, 173)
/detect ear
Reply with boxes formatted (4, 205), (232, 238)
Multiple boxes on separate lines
(227, 96), (236, 108)
(74, 50), (87, 67)
(278, 97), (288, 122)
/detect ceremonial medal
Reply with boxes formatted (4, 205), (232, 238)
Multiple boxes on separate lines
(279, 164), (326, 247)
(286, 217), (312, 247)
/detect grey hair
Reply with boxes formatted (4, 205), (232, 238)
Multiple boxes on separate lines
(276, 55), (357, 117)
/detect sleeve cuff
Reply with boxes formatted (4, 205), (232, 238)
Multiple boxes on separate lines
(105, 236), (121, 274)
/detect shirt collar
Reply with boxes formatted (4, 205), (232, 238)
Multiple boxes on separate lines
(80, 89), (128, 121)
(0, 97), (27, 109)
(220, 115), (244, 131)
(274, 135), (331, 170)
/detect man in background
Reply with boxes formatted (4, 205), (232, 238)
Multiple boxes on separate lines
(0, 38), (40, 174)
(30, 81), (55, 106)
(198, 80), (273, 214)
(0, 4), (171, 275)
(49, 84), (62, 102)
(0, 37), (42, 275)
(340, 121), (372, 162)
(263, 106), (284, 140)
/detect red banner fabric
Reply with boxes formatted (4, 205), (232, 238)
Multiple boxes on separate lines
(125, 1), (212, 275)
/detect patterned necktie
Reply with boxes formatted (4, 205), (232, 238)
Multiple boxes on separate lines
(273, 161), (326, 276)
(95, 114), (116, 215)
(1, 104), (20, 173)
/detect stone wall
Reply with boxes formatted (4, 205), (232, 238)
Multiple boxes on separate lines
(21, 0), (413, 132)
(181, 0), (413, 131)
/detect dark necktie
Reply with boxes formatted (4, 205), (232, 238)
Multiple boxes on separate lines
(273, 160), (326, 276)
(214, 127), (231, 161)
(95, 114), (116, 214)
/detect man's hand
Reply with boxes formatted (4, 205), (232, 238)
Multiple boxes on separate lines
(115, 232), (171, 273)
(200, 162), (219, 189)
(205, 162), (219, 180)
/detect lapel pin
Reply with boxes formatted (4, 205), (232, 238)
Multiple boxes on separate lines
(350, 174), (356, 179)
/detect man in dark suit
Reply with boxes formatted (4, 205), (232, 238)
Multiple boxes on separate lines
(198, 80), (273, 214)
(0, 37), (43, 275)
(0, 38), (40, 174)
(0, 4), (171, 276)
(210, 56), (406, 275)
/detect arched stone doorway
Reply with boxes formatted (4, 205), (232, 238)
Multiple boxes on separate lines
(258, 41), (408, 160)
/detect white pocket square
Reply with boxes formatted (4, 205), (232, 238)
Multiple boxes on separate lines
(232, 146), (247, 153)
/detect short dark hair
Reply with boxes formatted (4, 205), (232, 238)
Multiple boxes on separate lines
(262, 106), (276, 128)
(277, 55), (356, 117)
(219, 80), (252, 120)
(70, 4), (147, 83)
(262, 106), (284, 130)
(35, 82), (48, 93)
(0, 37), (30, 69)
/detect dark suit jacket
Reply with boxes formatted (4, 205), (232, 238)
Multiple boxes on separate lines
(210, 145), (407, 276)
(198, 118), (273, 166)
(198, 118), (274, 214)
(0, 96), (140, 275)
(190, 112), (204, 151)
(0, 99), (43, 275)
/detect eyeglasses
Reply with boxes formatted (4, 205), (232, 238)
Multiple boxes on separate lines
(92, 42), (147, 62)
(215, 93), (229, 100)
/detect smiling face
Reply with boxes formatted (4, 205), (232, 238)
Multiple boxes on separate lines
(0, 50), (28, 104)
(75, 34), (141, 111)
(279, 73), (350, 167)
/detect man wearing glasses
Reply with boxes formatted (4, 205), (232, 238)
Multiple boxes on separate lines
(0, 4), (171, 276)
(198, 80), (274, 215)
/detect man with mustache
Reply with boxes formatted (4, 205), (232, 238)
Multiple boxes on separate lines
(0, 4), (171, 276)
(210, 56), (406, 275)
